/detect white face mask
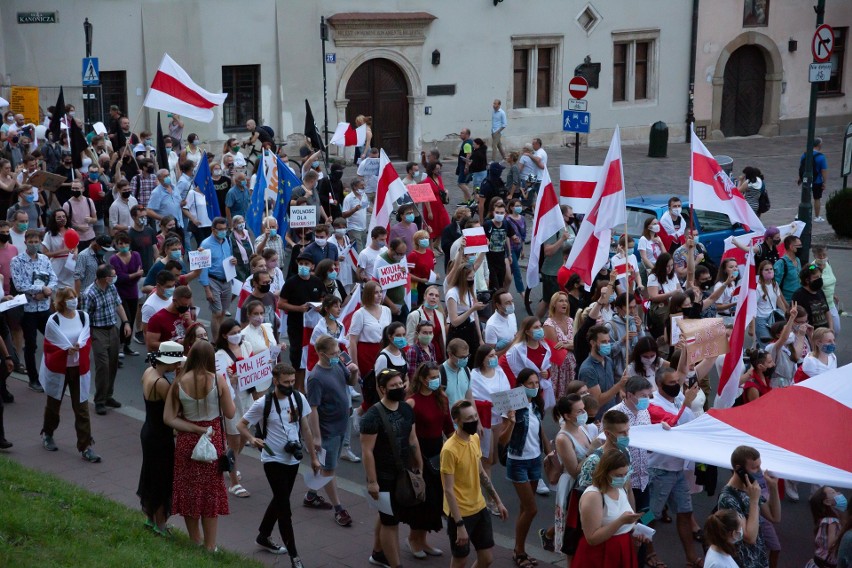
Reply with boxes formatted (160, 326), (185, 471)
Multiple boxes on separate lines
(649, 224), (660, 234)
(671, 207), (682, 217)
(227, 333), (242, 345)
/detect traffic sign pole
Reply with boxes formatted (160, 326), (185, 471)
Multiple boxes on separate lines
(567, 77), (589, 165)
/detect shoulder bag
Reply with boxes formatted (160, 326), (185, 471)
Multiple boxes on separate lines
(375, 403), (425, 507)
(212, 372), (236, 473)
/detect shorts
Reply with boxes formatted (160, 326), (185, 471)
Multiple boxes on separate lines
(320, 434), (344, 472)
(457, 172), (472, 186)
(207, 277), (232, 315)
(506, 455), (542, 484)
(447, 507), (494, 558)
(812, 183), (824, 200)
(649, 468), (693, 518)
(758, 516), (781, 551)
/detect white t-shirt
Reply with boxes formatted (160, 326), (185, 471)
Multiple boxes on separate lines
(755, 281), (780, 318)
(184, 190), (212, 228)
(446, 287), (475, 323)
(609, 252), (640, 291)
(802, 353), (837, 377)
(533, 148), (548, 178)
(647, 273), (680, 294)
(358, 246), (382, 280)
(506, 402), (542, 460)
(342, 191), (368, 231)
(142, 292), (172, 324)
(470, 367), (511, 427)
(638, 236), (663, 266)
(704, 548), (739, 568)
(242, 392), (311, 465)
(10, 229), (25, 253)
(485, 311), (517, 347)
(374, 348), (406, 374)
(356, 158), (380, 194)
(713, 282), (736, 314)
(349, 306), (392, 343)
(57, 311), (84, 367)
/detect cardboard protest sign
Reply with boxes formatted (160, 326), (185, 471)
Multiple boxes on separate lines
(290, 206), (317, 228)
(490, 387), (529, 415)
(407, 183), (436, 203)
(236, 350), (272, 391)
(678, 317), (728, 365)
(377, 262), (408, 290)
(188, 250), (212, 270)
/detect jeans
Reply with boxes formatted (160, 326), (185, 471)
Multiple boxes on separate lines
(510, 247), (525, 293)
(42, 366), (92, 451)
(260, 461), (300, 556)
(21, 310), (50, 384)
(471, 170), (487, 191)
(92, 326), (119, 405)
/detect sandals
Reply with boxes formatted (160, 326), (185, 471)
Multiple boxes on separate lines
(229, 484), (250, 498)
(692, 529), (704, 543)
(645, 553), (668, 568)
(513, 552), (537, 567)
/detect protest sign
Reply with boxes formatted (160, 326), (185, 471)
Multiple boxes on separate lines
(463, 227), (488, 255)
(236, 351), (272, 392)
(678, 317), (728, 365)
(490, 387), (529, 415)
(290, 206), (317, 228)
(407, 183), (436, 203)
(188, 249), (212, 270)
(377, 262), (408, 290)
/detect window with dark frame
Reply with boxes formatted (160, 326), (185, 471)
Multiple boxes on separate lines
(513, 49), (529, 109)
(613, 38), (654, 103)
(613, 43), (627, 102)
(635, 41), (649, 100)
(818, 27), (846, 96)
(99, 70), (127, 118)
(536, 48), (553, 108)
(222, 65), (260, 131)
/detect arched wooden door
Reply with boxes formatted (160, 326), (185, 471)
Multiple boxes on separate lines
(345, 58), (409, 160)
(720, 45), (766, 137)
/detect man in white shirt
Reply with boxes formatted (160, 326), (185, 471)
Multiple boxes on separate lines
(531, 138), (548, 179)
(356, 147), (380, 201)
(109, 179), (138, 236)
(9, 210), (28, 252)
(357, 226), (386, 283)
(141, 271), (176, 334)
(659, 196), (687, 252)
(484, 290), (517, 355)
(342, 177), (370, 251)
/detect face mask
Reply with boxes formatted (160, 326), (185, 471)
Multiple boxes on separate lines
(425, 377), (442, 391)
(514, 206), (523, 214)
(525, 386), (539, 399)
(26, 243), (39, 255)
(71, 190), (82, 198)
(65, 299), (78, 310)
(424, 301), (438, 310)
(162, 177), (172, 186)
(216, 230), (227, 240)
(641, 355), (657, 366)
(25, 193), (36, 203)
(328, 355), (340, 366)
(661, 383), (682, 398)
(598, 343), (612, 356)
(315, 237), (327, 247)
(311, 161), (320, 169)
(328, 271), (338, 280)
(575, 411), (589, 426)
(610, 474), (629, 488)
(264, 227), (277, 238)
(466, 256), (476, 267)
(387, 387), (406, 402)
(165, 146), (172, 153)
(17, 222), (28, 232)
(732, 270), (740, 279)
(69, 111), (76, 118)
(494, 213), (505, 222)
(505, 304), (515, 315)
(811, 278), (824, 291)
(138, 216), (148, 225)
(671, 207), (682, 217)
(121, 190), (132, 199)
(404, 213), (415, 223)
(609, 293), (617, 303)
(298, 265), (310, 278)
(693, 235), (700, 244)
(277, 384), (294, 397)
(106, 277), (116, 285)
(170, 250), (182, 260)
(532, 328), (545, 341)
(118, 246), (130, 253)
(732, 528), (744, 544)
(5, 116), (12, 123)
(231, 146), (239, 153)
(163, 287), (175, 298)
(822, 343), (836, 354)
(236, 223), (246, 231)
(487, 357), (498, 368)
(374, 239), (386, 249)
(0, 234), (10, 243)
(461, 420), (479, 435)
(250, 315), (263, 327)
(615, 435), (630, 451)
(834, 494), (848, 512)
(212, 168), (221, 176)
(258, 283), (271, 294)
(636, 397), (650, 410)
(418, 238), (430, 248)
(419, 334), (433, 345)
(227, 333), (242, 345)
(456, 356), (468, 368)
(89, 172), (100, 181)
(175, 304), (190, 314)
(393, 337), (407, 349)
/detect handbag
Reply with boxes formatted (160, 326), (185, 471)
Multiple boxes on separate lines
(543, 448), (563, 485)
(375, 403), (425, 508)
(212, 372), (235, 473)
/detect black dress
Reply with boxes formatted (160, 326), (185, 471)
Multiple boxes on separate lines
(137, 384), (175, 518)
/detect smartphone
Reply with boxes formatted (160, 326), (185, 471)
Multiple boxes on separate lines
(340, 351), (352, 366)
(735, 466), (754, 485)
(639, 509), (655, 526)
(687, 374), (697, 388)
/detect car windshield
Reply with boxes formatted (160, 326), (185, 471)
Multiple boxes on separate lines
(625, 207), (657, 237)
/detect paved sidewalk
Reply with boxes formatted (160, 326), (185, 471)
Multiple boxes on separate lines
(0, 374), (558, 567)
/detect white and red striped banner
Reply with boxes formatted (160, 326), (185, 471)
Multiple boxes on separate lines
(143, 54), (228, 123)
(559, 165), (601, 214)
(463, 227), (488, 254)
(721, 220), (806, 274)
(527, 167), (565, 289)
(330, 122), (367, 147)
(368, 149), (408, 236)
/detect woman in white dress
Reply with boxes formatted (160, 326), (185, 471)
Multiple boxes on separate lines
(41, 209), (76, 289)
(241, 299), (286, 401)
(470, 344), (511, 481)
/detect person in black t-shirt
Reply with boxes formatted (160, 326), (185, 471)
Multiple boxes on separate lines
(279, 252), (326, 389)
(791, 264), (832, 330)
(210, 161), (231, 217)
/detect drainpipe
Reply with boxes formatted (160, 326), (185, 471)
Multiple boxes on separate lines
(686, 0), (699, 142)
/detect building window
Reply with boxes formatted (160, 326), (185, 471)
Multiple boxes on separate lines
(611, 31), (658, 104)
(818, 27), (846, 96)
(222, 65), (260, 131)
(510, 36), (563, 111)
(99, 71), (127, 117)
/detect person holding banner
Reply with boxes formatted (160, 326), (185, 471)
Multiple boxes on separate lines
(242, 300), (285, 398)
(445, 248), (485, 361)
(183, 165), (213, 246)
(373, 238), (410, 324)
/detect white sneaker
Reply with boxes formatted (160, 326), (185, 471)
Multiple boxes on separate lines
(349, 386), (361, 399)
(340, 448), (361, 463)
(814, 216), (825, 222)
(536, 479), (551, 495)
(785, 479), (800, 502)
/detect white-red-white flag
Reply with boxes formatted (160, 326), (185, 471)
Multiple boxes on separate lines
(330, 122), (367, 147)
(367, 149), (408, 235)
(527, 167), (565, 289)
(690, 125), (765, 233)
(143, 54), (228, 123)
(564, 127), (627, 287)
(39, 314), (92, 402)
(463, 227), (488, 254)
(559, 164), (602, 214)
(721, 220), (805, 275)
(714, 247), (757, 409)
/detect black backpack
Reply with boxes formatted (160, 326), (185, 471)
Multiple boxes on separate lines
(757, 182), (770, 214)
(261, 391), (303, 441)
(798, 152), (822, 184)
(258, 125), (275, 139)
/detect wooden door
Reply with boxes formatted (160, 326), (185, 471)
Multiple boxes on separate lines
(720, 46), (766, 137)
(345, 59), (409, 159)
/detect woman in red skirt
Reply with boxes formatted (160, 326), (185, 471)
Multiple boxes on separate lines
(164, 341), (235, 551)
(575, 450), (646, 568)
(347, 281), (392, 409)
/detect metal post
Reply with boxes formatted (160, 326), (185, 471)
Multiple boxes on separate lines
(320, 17), (330, 166)
(574, 133), (580, 165)
(83, 18), (94, 130)
(685, 0), (699, 142)
(798, 0), (826, 265)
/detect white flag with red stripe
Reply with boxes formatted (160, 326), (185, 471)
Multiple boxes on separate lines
(527, 166), (565, 289)
(39, 313), (92, 402)
(330, 123), (367, 147)
(368, 149), (408, 236)
(559, 165), (602, 214)
(721, 220), (806, 275)
(564, 127), (627, 287)
(143, 54), (228, 123)
(714, 247), (757, 409)
(340, 284), (362, 332)
(463, 227), (488, 254)
(690, 125), (765, 233)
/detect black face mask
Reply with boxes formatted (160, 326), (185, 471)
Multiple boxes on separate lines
(0, 234), (9, 244)
(460, 420), (479, 435)
(685, 303), (702, 319)
(121, 191), (131, 199)
(386, 387), (406, 402)
(277, 384), (294, 396)
(258, 284), (271, 293)
(330, 169), (343, 182)
(146, 165), (155, 174)
(175, 305), (190, 314)
(810, 278), (823, 291)
(661, 383), (682, 398)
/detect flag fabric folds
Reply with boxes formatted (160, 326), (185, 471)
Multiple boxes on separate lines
(39, 314), (92, 403)
(272, 154), (299, 237)
(69, 116), (89, 170)
(330, 122), (367, 147)
(193, 152), (221, 220)
(559, 164), (602, 214)
(48, 87), (65, 142)
(564, 127), (627, 287)
(526, 166), (565, 289)
(143, 54), (227, 123)
(155, 112), (168, 170)
(304, 99), (325, 153)
(690, 125), (765, 233)
(246, 155), (268, 237)
(367, 149), (408, 236)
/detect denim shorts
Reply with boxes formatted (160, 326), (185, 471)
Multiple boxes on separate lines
(320, 434), (344, 472)
(457, 172), (472, 185)
(505, 455), (542, 484)
(649, 468), (693, 518)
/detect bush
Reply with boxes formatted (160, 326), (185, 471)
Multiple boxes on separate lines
(825, 189), (852, 238)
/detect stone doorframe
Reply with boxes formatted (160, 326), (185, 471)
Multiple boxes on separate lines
(711, 31), (783, 138)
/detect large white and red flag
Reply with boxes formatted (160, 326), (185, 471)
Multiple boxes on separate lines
(564, 127), (627, 287)
(330, 122), (367, 147)
(714, 247), (757, 409)
(559, 165), (602, 214)
(526, 166), (565, 289)
(39, 313), (92, 402)
(143, 54), (228, 123)
(690, 125), (765, 233)
(367, 149), (408, 235)
(721, 220), (806, 274)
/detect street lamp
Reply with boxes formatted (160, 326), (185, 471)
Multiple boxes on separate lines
(83, 18), (94, 129)
(84, 18), (93, 58)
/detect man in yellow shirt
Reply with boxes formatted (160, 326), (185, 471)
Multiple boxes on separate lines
(441, 400), (508, 568)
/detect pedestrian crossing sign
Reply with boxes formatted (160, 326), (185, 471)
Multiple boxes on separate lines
(82, 57), (99, 86)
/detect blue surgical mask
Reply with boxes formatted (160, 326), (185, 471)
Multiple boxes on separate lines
(732, 270), (740, 279)
(616, 435), (630, 451)
(598, 343), (612, 356)
(823, 344), (837, 354)
(427, 378), (441, 391)
(610, 474), (629, 488)
(298, 265), (310, 278)
(269, 228), (277, 237)
(89, 172), (99, 181)
(237, 223), (246, 231)
(393, 336), (407, 349)
(487, 357), (498, 368)
(418, 238), (430, 248)
(405, 213), (415, 223)
(532, 328), (545, 341)
(163, 287), (175, 298)
(575, 412), (588, 426)
(514, 206), (523, 214)
(217, 230), (227, 239)
(456, 356), (468, 368)
(25, 193), (36, 203)
(609, 293), (617, 303)
(835, 494), (848, 512)
(170, 250), (182, 260)
(328, 355), (340, 366)
(525, 386), (539, 399)
(424, 302), (438, 310)
(328, 271), (338, 280)
(505, 304), (515, 315)
(163, 177), (172, 186)
(636, 397), (650, 411)
(311, 161), (320, 169)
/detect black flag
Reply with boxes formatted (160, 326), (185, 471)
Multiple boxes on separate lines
(48, 86), (65, 142)
(156, 112), (168, 170)
(69, 115), (89, 170)
(304, 99), (325, 153)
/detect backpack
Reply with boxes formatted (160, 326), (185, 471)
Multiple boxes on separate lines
(258, 125), (275, 139)
(360, 352), (391, 408)
(261, 391), (303, 441)
(439, 362), (470, 390)
(798, 152), (823, 184)
(757, 182), (770, 214)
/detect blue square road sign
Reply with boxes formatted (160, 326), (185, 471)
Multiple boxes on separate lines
(563, 110), (590, 134)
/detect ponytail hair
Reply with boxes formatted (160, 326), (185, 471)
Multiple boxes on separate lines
(703, 509), (739, 558)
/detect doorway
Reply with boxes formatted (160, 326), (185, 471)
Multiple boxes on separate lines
(720, 45), (766, 137)
(344, 58), (409, 160)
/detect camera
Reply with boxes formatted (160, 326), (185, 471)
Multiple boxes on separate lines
(284, 440), (303, 461)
